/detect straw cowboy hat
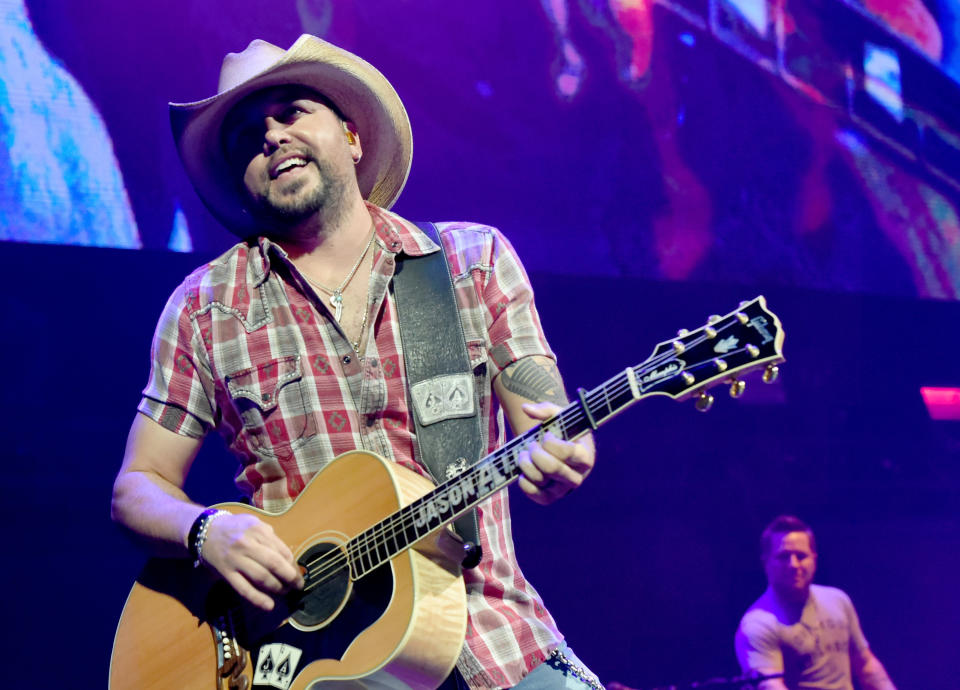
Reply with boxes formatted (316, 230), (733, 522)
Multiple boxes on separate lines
(170, 34), (413, 236)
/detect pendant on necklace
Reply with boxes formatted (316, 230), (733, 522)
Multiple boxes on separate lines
(331, 290), (344, 322)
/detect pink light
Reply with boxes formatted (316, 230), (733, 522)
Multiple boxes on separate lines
(920, 387), (960, 420)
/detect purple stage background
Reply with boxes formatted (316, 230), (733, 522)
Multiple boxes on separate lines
(2, 1), (960, 689)
(4, 0), (960, 298)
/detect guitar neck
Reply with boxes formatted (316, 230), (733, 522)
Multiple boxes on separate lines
(347, 295), (785, 578)
(347, 367), (642, 578)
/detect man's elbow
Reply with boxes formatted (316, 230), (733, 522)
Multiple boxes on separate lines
(110, 471), (133, 526)
(110, 469), (149, 528)
(855, 650), (896, 690)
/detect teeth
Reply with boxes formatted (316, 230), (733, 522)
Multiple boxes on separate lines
(275, 157), (307, 175)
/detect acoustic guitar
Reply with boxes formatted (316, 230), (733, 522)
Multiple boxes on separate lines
(109, 296), (784, 690)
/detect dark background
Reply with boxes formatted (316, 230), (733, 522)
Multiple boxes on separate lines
(3, 1), (960, 688)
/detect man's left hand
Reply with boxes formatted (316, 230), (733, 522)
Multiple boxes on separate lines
(516, 401), (595, 505)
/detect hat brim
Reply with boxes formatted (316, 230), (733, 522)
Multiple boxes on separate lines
(170, 35), (412, 237)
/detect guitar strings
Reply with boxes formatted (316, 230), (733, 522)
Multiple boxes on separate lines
(299, 389), (618, 590)
(211, 342), (714, 615)
(302, 414), (553, 586)
(298, 317), (761, 591)
(316, 396), (580, 579)
(347, 316), (771, 572)
(338, 325), (698, 573)
(297, 419), (567, 591)
(298, 445), (525, 593)
(298, 316), (767, 591)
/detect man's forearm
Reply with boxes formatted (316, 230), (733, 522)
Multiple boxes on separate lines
(112, 413), (208, 555)
(858, 654), (896, 690)
(860, 670), (896, 690)
(111, 470), (203, 556)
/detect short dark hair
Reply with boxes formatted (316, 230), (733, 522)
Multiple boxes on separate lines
(760, 515), (816, 560)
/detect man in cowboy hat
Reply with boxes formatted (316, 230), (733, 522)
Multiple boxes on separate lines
(112, 35), (601, 689)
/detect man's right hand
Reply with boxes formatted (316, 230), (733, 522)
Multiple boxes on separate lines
(112, 416), (305, 612)
(200, 512), (305, 611)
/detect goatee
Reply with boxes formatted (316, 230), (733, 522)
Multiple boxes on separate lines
(249, 160), (349, 235)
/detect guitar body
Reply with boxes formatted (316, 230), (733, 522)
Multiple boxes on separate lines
(110, 451), (468, 690)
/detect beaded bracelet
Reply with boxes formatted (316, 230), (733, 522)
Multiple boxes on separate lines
(187, 508), (229, 568)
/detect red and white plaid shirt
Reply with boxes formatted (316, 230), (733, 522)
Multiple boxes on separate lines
(139, 204), (563, 687)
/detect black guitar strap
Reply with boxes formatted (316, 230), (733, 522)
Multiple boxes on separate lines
(392, 221), (483, 568)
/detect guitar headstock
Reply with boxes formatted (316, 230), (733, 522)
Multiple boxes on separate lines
(637, 296), (785, 410)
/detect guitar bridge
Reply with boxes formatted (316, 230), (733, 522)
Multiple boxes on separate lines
(211, 610), (249, 690)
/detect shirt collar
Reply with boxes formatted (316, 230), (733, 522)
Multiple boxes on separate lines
(250, 236), (286, 288)
(366, 202), (440, 258)
(248, 202), (439, 286)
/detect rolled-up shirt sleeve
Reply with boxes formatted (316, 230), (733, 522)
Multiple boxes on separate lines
(479, 228), (554, 374)
(137, 283), (216, 438)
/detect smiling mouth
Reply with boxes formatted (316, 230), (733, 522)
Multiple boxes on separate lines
(272, 157), (309, 179)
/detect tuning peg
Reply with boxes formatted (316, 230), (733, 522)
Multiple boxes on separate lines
(714, 358), (728, 372)
(707, 314), (721, 324)
(704, 326), (717, 339)
(695, 392), (715, 412)
(677, 328), (690, 337)
(736, 312), (749, 324)
(729, 378), (746, 398)
(747, 344), (760, 358)
(762, 364), (780, 383)
(673, 340), (686, 354)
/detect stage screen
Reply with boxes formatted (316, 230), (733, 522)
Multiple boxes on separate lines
(3, 0), (960, 302)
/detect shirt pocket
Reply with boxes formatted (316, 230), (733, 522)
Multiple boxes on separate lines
(225, 354), (317, 458)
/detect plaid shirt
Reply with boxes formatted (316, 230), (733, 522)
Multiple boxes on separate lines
(139, 204), (563, 687)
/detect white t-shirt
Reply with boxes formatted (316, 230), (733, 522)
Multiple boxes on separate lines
(735, 584), (870, 689)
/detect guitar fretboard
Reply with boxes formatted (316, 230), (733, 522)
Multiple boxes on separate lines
(341, 295), (783, 579)
(346, 366), (642, 578)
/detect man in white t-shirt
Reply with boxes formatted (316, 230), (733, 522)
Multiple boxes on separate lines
(735, 515), (897, 690)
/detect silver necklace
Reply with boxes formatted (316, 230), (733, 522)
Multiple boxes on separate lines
(351, 278), (372, 355)
(302, 227), (375, 322)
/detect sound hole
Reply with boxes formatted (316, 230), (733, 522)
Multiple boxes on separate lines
(235, 544), (394, 663)
(291, 542), (350, 628)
